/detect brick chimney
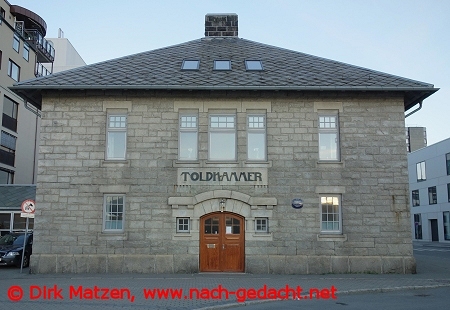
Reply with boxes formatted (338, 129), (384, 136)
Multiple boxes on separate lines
(205, 14), (238, 37)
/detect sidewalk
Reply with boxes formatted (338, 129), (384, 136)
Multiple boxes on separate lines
(0, 247), (449, 310)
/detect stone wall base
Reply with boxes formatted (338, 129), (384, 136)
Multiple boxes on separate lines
(29, 254), (416, 274)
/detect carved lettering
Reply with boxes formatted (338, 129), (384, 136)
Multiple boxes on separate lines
(178, 169), (266, 185)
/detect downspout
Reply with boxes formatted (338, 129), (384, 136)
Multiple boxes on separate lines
(405, 101), (422, 118)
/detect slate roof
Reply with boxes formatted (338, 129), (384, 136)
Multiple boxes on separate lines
(11, 37), (437, 110)
(0, 185), (36, 211)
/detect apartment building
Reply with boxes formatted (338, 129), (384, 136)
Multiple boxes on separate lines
(408, 137), (450, 243)
(0, 1), (84, 235)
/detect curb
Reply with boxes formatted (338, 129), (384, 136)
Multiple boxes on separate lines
(194, 283), (450, 310)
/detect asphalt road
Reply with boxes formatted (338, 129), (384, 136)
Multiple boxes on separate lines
(227, 286), (450, 310)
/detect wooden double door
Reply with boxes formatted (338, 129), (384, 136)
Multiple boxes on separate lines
(199, 212), (245, 272)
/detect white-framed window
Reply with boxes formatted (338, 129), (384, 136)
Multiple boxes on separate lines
(106, 114), (127, 160)
(23, 44), (29, 61)
(320, 195), (342, 234)
(209, 114), (236, 161)
(416, 161), (426, 181)
(179, 115), (198, 160)
(103, 195), (125, 232)
(318, 114), (339, 161)
(255, 218), (268, 233)
(176, 217), (190, 233)
(8, 60), (20, 81)
(12, 34), (20, 52)
(247, 115), (266, 161)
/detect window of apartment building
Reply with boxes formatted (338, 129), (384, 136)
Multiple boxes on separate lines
(412, 190), (420, 207)
(0, 131), (17, 167)
(2, 96), (18, 132)
(255, 218), (268, 233)
(106, 114), (127, 160)
(12, 34), (20, 52)
(179, 115), (198, 160)
(447, 183), (450, 203)
(0, 168), (14, 184)
(103, 195), (124, 232)
(446, 153), (450, 175)
(7, 60), (20, 81)
(428, 186), (437, 204)
(444, 212), (450, 241)
(416, 161), (426, 181)
(209, 114), (236, 161)
(23, 44), (29, 61)
(176, 218), (190, 233)
(414, 214), (422, 239)
(0, 7), (5, 24)
(318, 113), (340, 161)
(320, 195), (342, 234)
(247, 115), (266, 161)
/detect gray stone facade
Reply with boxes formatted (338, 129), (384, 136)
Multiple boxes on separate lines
(30, 90), (415, 274)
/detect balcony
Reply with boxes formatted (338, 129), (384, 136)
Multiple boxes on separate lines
(23, 29), (55, 63)
(35, 62), (51, 78)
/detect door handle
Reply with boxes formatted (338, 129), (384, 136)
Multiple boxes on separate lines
(222, 244), (225, 250)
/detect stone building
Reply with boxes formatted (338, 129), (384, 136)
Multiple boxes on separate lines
(12, 14), (437, 274)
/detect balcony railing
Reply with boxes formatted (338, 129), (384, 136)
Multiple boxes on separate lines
(23, 29), (55, 63)
(35, 62), (51, 78)
(0, 149), (15, 167)
(2, 114), (18, 132)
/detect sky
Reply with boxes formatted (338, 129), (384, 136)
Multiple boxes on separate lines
(14, 0), (450, 145)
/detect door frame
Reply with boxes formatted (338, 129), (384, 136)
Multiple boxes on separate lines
(199, 211), (245, 272)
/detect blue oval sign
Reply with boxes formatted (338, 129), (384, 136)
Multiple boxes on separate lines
(292, 198), (303, 209)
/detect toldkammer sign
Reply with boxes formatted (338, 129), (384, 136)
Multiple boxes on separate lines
(177, 168), (268, 186)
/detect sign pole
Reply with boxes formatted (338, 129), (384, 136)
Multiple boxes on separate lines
(20, 217), (29, 274)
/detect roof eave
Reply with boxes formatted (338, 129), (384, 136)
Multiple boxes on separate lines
(10, 85), (438, 111)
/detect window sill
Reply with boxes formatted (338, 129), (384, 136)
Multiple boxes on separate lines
(101, 160), (130, 167)
(244, 161), (272, 167)
(317, 234), (347, 242)
(248, 232), (273, 241)
(173, 160), (200, 167)
(316, 161), (344, 167)
(98, 232), (127, 240)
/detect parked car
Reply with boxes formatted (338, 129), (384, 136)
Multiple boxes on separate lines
(0, 232), (33, 267)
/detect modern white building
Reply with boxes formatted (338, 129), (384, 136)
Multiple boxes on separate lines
(44, 30), (86, 73)
(408, 137), (450, 242)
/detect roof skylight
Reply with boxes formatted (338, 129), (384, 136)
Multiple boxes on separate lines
(181, 60), (200, 70)
(245, 60), (263, 71)
(214, 60), (231, 70)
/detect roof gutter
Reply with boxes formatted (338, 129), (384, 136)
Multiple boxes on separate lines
(405, 101), (422, 118)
